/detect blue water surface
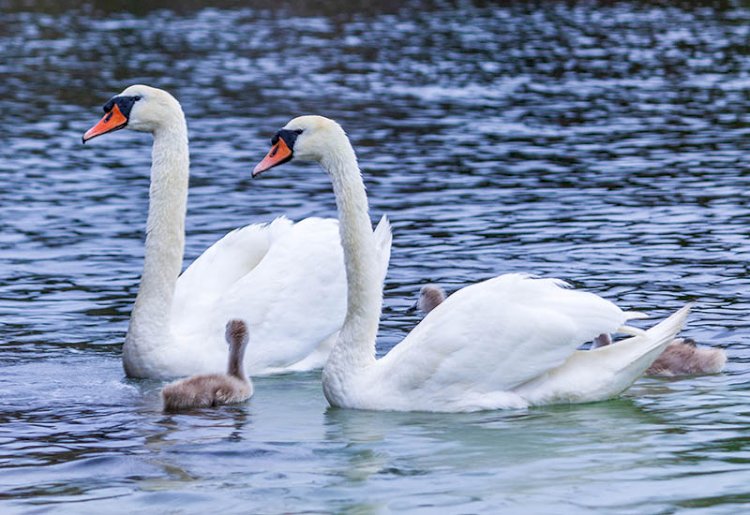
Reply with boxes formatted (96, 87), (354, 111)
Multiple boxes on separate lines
(1, 1), (750, 512)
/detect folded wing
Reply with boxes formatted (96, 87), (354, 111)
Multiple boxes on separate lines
(376, 274), (630, 397)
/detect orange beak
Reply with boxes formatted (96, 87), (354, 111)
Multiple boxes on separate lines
(252, 138), (293, 177)
(82, 104), (128, 143)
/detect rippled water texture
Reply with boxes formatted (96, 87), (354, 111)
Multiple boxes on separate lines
(2, 0), (750, 512)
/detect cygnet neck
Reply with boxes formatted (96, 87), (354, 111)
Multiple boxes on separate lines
(227, 339), (248, 380)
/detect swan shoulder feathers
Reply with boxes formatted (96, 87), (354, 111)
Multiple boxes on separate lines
(170, 215), (392, 372)
(373, 274), (628, 395)
(170, 216), (293, 334)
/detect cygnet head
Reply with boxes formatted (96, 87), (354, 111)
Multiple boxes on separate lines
(226, 319), (249, 350)
(252, 115), (349, 176)
(591, 333), (613, 349)
(681, 337), (697, 347)
(417, 284), (446, 314)
(82, 85), (183, 142)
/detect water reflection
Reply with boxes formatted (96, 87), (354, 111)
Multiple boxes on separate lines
(151, 406), (251, 448)
(323, 399), (665, 473)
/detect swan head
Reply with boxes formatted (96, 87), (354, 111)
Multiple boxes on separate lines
(82, 85), (183, 143)
(252, 115), (348, 176)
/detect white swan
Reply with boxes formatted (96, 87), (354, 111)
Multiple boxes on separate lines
(82, 86), (391, 379)
(252, 115), (691, 412)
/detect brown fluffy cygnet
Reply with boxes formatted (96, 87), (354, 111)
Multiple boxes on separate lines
(645, 337), (727, 377)
(417, 284), (447, 314)
(162, 320), (253, 412)
(592, 334), (726, 377)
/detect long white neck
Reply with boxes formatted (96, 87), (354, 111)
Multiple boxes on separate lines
(321, 139), (381, 404)
(124, 115), (189, 375)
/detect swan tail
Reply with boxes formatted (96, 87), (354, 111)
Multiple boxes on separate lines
(373, 215), (393, 284)
(616, 325), (647, 337)
(374, 215), (392, 251)
(624, 310), (650, 320)
(609, 303), (692, 381)
(631, 304), (691, 351)
(516, 304), (691, 406)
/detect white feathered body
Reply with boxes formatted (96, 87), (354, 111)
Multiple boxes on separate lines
(125, 215), (392, 380)
(325, 273), (689, 412)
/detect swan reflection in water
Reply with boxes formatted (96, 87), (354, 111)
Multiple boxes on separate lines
(322, 398), (669, 483)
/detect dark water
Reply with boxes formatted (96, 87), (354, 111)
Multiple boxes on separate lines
(2, 0), (750, 512)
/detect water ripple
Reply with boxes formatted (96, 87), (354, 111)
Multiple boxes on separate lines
(2, 1), (750, 512)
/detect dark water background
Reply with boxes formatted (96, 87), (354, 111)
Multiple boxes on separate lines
(2, 0), (750, 512)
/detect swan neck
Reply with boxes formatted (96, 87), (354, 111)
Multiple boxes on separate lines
(322, 144), (380, 384)
(126, 115), (189, 355)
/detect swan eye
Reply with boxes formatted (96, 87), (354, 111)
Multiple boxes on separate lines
(273, 129), (303, 150)
(271, 129), (303, 146)
(134, 95), (142, 101)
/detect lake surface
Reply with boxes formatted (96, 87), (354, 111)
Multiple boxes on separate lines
(2, 0), (750, 512)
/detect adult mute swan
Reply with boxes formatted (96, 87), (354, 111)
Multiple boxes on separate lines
(252, 115), (691, 412)
(82, 86), (391, 379)
(162, 320), (253, 411)
(420, 285), (725, 377)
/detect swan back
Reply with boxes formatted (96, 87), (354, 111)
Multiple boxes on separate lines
(170, 217), (292, 337)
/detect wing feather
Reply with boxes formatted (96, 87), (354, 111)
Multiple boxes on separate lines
(170, 217), (293, 334)
(375, 274), (628, 395)
(170, 215), (392, 373)
(210, 217), (346, 370)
